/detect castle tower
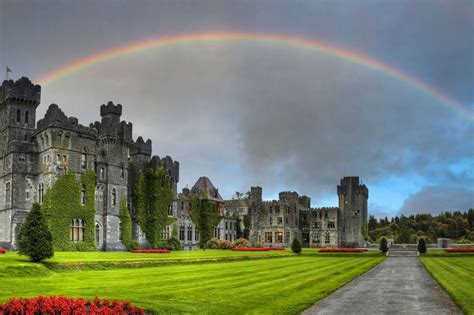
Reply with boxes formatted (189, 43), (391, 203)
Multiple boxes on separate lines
(96, 102), (133, 250)
(0, 77), (41, 248)
(337, 176), (369, 247)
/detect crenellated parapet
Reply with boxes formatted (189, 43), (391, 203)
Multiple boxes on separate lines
(1, 77), (41, 106)
(37, 104), (98, 136)
(279, 191), (299, 201)
(129, 136), (152, 156)
(149, 155), (179, 183)
(100, 101), (122, 116)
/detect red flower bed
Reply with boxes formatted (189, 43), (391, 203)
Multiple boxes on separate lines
(0, 296), (144, 314)
(0, 247), (6, 254)
(445, 248), (474, 253)
(319, 248), (364, 253)
(264, 247), (286, 250)
(130, 249), (170, 253)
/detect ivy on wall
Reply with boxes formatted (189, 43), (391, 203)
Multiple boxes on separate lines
(135, 165), (174, 248)
(119, 196), (136, 250)
(41, 171), (96, 251)
(190, 193), (222, 249)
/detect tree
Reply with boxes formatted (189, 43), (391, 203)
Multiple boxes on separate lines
(135, 165), (174, 248)
(167, 224), (182, 250)
(291, 238), (302, 254)
(379, 237), (388, 253)
(361, 224), (369, 241)
(17, 203), (54, 262)
(190, 193), (222, 249)
(417, 237), (427, 254)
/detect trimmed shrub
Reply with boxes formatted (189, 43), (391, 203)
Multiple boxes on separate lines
(219, 240), (234, 249)
(17, 203), (54, 262)
(0, 296), (144, 314)
(379, 237), (388, 253)
(291, 238), (302, 254)
(233, 238), (251, 248)
(417, 238), (427, 254)
(207, 237), (221, 249)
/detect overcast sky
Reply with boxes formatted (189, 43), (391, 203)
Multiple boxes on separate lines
(1, 0), (473, 217)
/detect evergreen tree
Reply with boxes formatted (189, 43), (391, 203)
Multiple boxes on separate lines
(17, 203), (54, 262)
(417, 237), (427, 254)
(291, 238), (302, 254)
(379, 237), (388, 253)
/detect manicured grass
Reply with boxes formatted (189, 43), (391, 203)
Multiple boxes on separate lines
(0, 250), (384, 314)
(420, 256), (474, 314)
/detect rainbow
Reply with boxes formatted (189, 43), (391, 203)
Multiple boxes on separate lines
(36, 31), (473, 121)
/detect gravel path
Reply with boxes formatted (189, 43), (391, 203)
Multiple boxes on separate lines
(302, 256), (462, 315)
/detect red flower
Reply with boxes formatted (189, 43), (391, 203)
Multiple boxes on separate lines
(446, 248), (474, 252)
(0, 247), (6, 254)
(130, 249), (171, 253)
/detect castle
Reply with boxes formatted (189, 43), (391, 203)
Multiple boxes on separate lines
(0, 77), (368, 250)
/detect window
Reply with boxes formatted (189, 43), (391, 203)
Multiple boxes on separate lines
(265, 231), (273, 243)
(195, 229), (200, 241)
(111, 189), (117, 206)
(168, 204), (173, 215)
(120, 164), (125, 178)
(95, 224), (100, 244)
(285, 217), (288, 224)
(162, 227), (170, 240)
(24, 111), (29, 124)
(16, 109), (21, 122)
(81, 185), (86, 205)
(285, 232), (290, 243)
(327, 221), (336, 229)
(313, 233), (320, 243)
(276, 231), (283, 243)
(325, 233), (330, 243)
(313, 222), (321, 229)
(269, 217), (273, 225)
(277, 217), (283, 224)
(100, 167), (104, 179)
(187, 227), (192, 241)
(26, 190), (30, 200)
(324, 212), (328, 219)
(70, 219), (84, 242)
(38, 183), (44, 204)
(225, 222), (228, 230)
(179, 226), (185, 241)
(353, 209), (360, 216)
(81, 149), (88, 169)
(5, 182), (11, 203)
(275, 206), (280, 213)
(119, 222), (123, 240)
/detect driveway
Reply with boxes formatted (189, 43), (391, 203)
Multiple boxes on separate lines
(302, 257), (461, 315)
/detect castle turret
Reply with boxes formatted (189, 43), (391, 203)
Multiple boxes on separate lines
(337, 176), (369, 247)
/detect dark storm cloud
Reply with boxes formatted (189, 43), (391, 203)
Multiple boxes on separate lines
(1, 0), (472, 213)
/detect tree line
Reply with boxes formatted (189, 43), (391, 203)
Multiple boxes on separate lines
(368, 209), (474, 243)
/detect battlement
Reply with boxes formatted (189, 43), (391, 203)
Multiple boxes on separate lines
(1, 77), (41, 105)
(130, 136), (152, 156)
(149, 155), (180, 182)
(37, 104), (98, 136)
(311, 207), (339, 211)
(279, 191), (299, 200)
(100, 101), (122, 116)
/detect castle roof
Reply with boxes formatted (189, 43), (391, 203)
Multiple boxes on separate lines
(191, 176), (223, 202)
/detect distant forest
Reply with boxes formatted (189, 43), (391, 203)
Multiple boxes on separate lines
(368, 209), (474, 244)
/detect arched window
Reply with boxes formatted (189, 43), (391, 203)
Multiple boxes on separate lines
(95, 223), (100, 244)
(112, 189), (117, 206)
(70, 219), (84, 242)
(120, 163), (125, 178)
(81, 184), (86, 205)
(16, 109), (21, 122)
(24, 111), (29, 124)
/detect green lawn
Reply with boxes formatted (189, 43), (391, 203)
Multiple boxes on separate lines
(420, 254), (474, 315)
(0, 250), (384, 314)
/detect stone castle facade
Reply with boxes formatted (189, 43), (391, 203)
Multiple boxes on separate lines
(0, 77), (368, 250)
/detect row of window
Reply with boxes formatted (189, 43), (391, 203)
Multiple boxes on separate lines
(16, 109), (29, 124)
(261, 231), (332, 244)
(176, 226), (200, 242)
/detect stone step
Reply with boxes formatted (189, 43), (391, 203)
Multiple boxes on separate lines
(387, 250), (419, 257)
